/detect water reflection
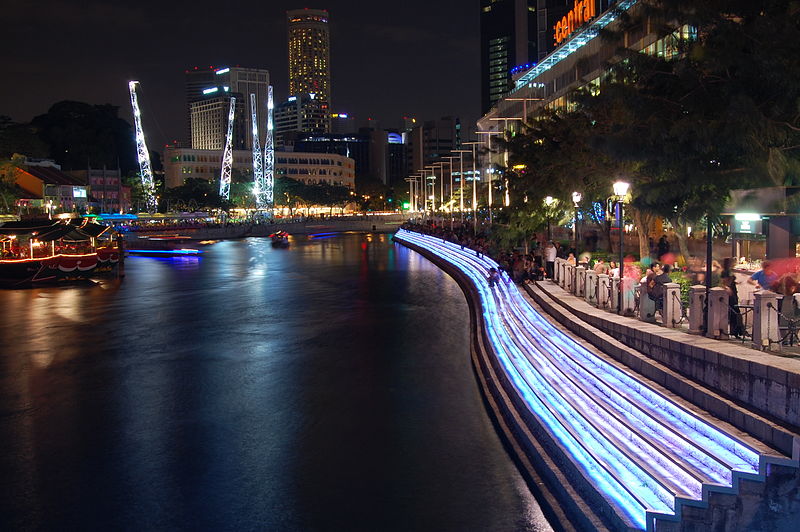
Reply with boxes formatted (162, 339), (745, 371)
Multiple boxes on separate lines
(0, 234), (552, 531)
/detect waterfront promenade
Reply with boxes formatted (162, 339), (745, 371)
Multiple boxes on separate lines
(394, 228), (800, 532)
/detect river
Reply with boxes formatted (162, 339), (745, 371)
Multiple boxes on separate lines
(0, 233), (552, 531)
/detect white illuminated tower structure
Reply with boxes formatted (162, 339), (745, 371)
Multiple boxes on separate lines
(128, 81), (158, 211)
(250, 93), (265, 207)
(218, 96), (236, 200)
(263, 85), (275, 209)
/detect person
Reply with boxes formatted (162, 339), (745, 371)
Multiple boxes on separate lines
(721, 257), (744, 337)
(657, 235), (670, 260)
(566, 252), (576, 266)
(544, 241), (557, 279)
(649, 263), (672, 311)
(748, 260), (778, 291)
(594, 258), (610, 275)
(609, 261), (619, 278)
(488, 267), (501, 288)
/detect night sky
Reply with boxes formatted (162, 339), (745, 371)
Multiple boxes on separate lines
(2, 1), (480, 149)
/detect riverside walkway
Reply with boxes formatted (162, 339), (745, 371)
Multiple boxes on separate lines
(393, 229), (799, 532)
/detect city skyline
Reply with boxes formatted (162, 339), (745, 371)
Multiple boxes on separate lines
(1, 1), (479, 149)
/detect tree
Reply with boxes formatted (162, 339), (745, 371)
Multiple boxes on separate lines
(31, 101), (138, 173)
(0, 154), (26, 213)
(0, 117), (48, 159)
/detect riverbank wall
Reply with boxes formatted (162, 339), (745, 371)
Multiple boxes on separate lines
(393, 230), (800, 532)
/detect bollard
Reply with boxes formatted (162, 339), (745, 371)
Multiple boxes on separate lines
(559, 260), (567, 289)
(585, 270), (598, 306)
(688, 285), (705, 334)
(565, 264), (574, 293)
(553, 258), (561, 284)
(638, 283), (656, 322)
(597, 274), (610, 309)
(663, 283), (682, 328)
(576, 267), (586, 297)
(621, 277), (636, 316)
(706, 287), (729, 338)
(753, 290), (781, 351)
(611, 276), (620, 311)
(115, 233), (126, 278)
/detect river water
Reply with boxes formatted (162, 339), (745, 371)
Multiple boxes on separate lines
(0, 233), (552, 531)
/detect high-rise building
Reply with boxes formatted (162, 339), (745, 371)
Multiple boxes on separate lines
(407, 116), (459, 174)
(274, 93), (330, 149)
(185, 66), (270, 148)
(480, 1), (574, 114)
(480, 0), (538, 114)
(190, 95), (246, 151)
(287, 8), (332, 129)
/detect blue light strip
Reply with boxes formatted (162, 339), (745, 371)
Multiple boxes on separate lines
(394, 229), (763, 530)
(127, 249), (202, 255)
(513, 0), (639, 91)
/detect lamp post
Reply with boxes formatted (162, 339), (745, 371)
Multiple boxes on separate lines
(443, 155), (459, 229)
(462, 141), (482, 234)
(424, 165), (437, 214)
(612, 181), (630, 315)
(489, 117), (524, 209)
(504, 97), (544, 122)
(476, 131), (503, 225)
(571, 191), (582, 252)
(452, 149), (471, 224)
(544, 195), (555, 240)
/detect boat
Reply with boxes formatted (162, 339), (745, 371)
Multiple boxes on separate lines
(270, 231), (290, 248)
(0, 219), (121, 287)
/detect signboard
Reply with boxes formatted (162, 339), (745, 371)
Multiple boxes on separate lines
(73, 187), (87, 198)
(554, 0), (597, 45)
(733, 219), (762, 234)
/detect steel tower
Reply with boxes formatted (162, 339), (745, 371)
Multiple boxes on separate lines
(263, 86), (275, 209)
(250, 93), (265, 207)
(128, 81), (158, 211)
(218, 97), (236, 200)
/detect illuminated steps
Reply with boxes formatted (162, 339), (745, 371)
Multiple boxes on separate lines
(394, 230), (788, 531)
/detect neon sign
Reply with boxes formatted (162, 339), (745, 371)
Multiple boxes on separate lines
(554, 0), (597, 46)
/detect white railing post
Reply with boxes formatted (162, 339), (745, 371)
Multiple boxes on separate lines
(706, 286), (730, 339)
(638, 283), (656, 322)
(753, 290), (781, 351)
(688, 285), (705, 334)
(576, 266), (586, 297)
(663, 282), (682, 328)
(597, 274), (610, 309)
(585, 270), (598, 306)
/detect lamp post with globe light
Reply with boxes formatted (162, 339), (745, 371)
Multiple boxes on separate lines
(611, 181), (630, 314)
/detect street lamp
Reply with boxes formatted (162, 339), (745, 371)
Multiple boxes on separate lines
(443, 155), (459, 229)
(612, 181), (630, 315)
(544, 195), (555, 241)
(476, 130), (503, 224)
(452, 149), (472, 224)
(571, 191), (582, 252)
(462, 141), (482, 234)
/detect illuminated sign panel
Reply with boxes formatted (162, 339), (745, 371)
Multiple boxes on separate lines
(554, 0), (597, 45)
(73, 187), (87, 198)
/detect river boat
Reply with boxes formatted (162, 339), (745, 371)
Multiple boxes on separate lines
(270, 231), (290, 248)
(0, 219), (121, 287)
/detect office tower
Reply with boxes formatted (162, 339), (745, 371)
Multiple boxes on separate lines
(185, 66), (270, 148)
(190, 95), (246, 151)
(287, 8), (331, 131)
(407, 116), (459, 174)
(480, 0), (539, 114)
(274, 93), (330, 149)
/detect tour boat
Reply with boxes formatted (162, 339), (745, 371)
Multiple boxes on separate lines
(270, 231), (290, 248)
(0, 219), (121, 287)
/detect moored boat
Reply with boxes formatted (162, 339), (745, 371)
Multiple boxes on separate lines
(0, 219), (121, 287)
(270, 231), (290, 248)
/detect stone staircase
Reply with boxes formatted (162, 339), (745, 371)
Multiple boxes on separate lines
(394, 230), (799, 531)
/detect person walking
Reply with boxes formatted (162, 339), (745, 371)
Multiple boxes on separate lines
(544, 241), (557, 279)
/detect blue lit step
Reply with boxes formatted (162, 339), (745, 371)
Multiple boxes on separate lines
(394, 230), (771, 530)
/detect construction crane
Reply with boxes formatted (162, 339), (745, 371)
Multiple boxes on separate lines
(219, 96), (236, 200)
(263, 86), (275, 210)
(250, 93), (265, 208)
(128, 81), (158, 212)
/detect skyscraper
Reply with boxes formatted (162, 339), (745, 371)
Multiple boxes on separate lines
(287, 8), (331, 130)
(185, 66), (270, 148)
(480, 1), (573, 115)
